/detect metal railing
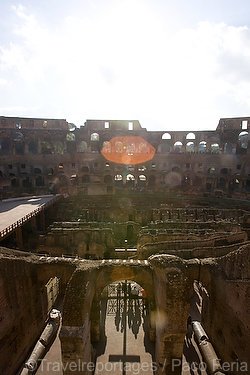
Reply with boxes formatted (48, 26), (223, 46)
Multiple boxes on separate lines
(0, 195), (62, 240)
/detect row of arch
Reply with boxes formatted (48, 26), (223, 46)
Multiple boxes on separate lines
(0, 139), (247, 156)
(3, 172), (250, 192)
(0, 130), (249, 155)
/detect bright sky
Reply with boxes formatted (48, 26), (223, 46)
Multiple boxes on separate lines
(1, 0), (250, 131)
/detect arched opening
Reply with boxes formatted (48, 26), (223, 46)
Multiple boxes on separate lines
(1, 139), (10, 155)
(115, 141), (124, 153)
(198, 141), (207, 153)
(237, 131), (249, 154)
(138, 174), (146, 189)
(34, 168), (42, 174)
(186, 142), (194, 153)
(41, 140), (52, 154)
(28, 140), (38, 154)
(126, 174), (135, 188)
(208, 167), (216, 174)
(92, 278), (155, 372)
(174, 141), (183, 153)
(115, 174), (123, 187)
(79, 141), (88, 153)
(15, 141), (24, 155)
(81, 166), (89, 173)
(54, 141), (64, 154)
(102, 141), (111, 153)
(162, 133), (171, 140)
(211, 143), (219, 154)
(104, 175), (113, 184)
(91, 133), (99, 152)
(47, 167), (53, 176)
(11, 178), (19, 187)
(67, 135), (76, 153)
(186, 132), (195, 140)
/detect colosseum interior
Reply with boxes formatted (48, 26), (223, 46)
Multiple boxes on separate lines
(0, 115), (250, 375)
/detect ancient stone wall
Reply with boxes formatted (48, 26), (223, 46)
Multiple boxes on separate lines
(0, 248), (75, 375)
(200, 245), (250, 373)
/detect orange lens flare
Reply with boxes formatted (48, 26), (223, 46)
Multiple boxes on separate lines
(101, 136), (155, 165)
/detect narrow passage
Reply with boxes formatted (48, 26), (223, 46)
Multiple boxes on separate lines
(94, 281), (154, 375)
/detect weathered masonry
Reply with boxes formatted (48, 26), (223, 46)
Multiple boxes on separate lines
(1, 116), (250, 198)
(1, 245), (250, 375)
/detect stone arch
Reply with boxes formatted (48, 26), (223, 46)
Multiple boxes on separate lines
(54, 141), (64, 154)
(186, 132), (195, 140)
(81, 166), (89, 173)
(91, 133), (99, 152)
(162, 133), (171, 140)
(41, 132), (52, 154)
(138, 174), (146, 188)
(1, 138), (11, 155)
(34, 167), (42, 174)
(60, 257), (194, 374)
(79, 141), (88, 153)
(208, 167), (216, 174)
(223, 131), (237, 143)
(211, 143), (219, 153)
(15, 140), (24, 155)
(28, 140), (38, 154)
(174, 141), (183, 153)
(237, 131), (249, 154)
(11, 178), (19, 187)
(126, 173), (135, 187)
(199, 141), (207, 153)
(60, 263), (156, 357)
(186, 141), (194, 153)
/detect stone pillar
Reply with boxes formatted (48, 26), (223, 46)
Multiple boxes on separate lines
(60, 318), (93, 375)
(31, 216), (37, 231)
(40, 209), (46, 231)
(149, 255), (190, 375)
(16, 226), (23, 249)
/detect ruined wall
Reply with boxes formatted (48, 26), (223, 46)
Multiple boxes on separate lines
(201, 245), (250, 372)
(0, 248), (75, 375)
(149, 255), (191, 374)
(138, 232), (248, 259)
